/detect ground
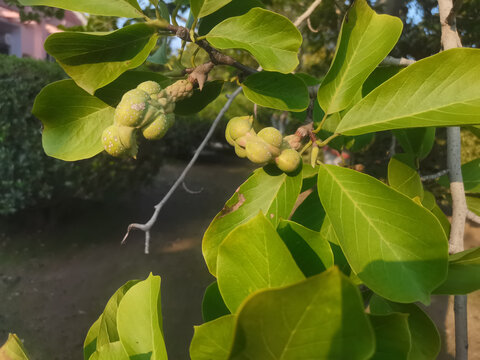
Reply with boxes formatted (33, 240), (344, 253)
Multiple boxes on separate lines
(0, 156), (478, 359)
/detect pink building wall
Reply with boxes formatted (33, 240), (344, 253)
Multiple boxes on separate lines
(0, 1), (85, 59)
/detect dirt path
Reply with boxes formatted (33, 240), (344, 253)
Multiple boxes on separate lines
(0, 157), (479, 359)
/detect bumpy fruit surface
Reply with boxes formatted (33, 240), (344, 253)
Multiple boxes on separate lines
(102, 125), (138, 158)
(142, 113), (169, 140)
(276, 149), (302, 173)
(258, 127), (283, 149)
(228, 116), (253, 140)
(245, 138), (273, 164)
(165, 79), (194, 103)
(114, 89), (151, 127)
(137, 81), (162, 96)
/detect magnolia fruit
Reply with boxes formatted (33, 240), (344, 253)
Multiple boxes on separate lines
(142, 113), (170, 140)
(137, 81), (162, 96)
(227, 116), (253, 141)
(114, 89), (151, 127)
(225, 122), (236, 146)
(165, 79), (194, 103)
(245, 138), (273, 164)
(235, 144), (247, 158)
(102, 125), (138, 158)
(258, 127), (283, 149)
(276, 149), (301, 173)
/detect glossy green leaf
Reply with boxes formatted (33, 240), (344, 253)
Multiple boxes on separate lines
(89, 342), (129, 360)
(421, 191), (436, 211)
(33, 80), (115, 161)
(203, 166), (302, 275)
(97, 280), (140, 348)
(206, 8), (302, 73)
(439, 158), (480, 193)
(117, 274), (167, 360)
(0, 334), (30, 360)
(467, 196), (480, 216)
(241, 71), (309, 112)
(198, 0), (264, 35)
(435, 247), (480, 294)
(370, 295), (441, 360)
(393, 128), (436, 160)
(95, 71), (171, 108)
(296, 73), (322, 87)
(430, 204), (450, 238)
(84, 316), (101, 360)
(175, 81), (224, 115)
(217, 213), (305, 312)
(148, 39), (169, 65)
(388, 154), (424, 200)
(229, 268), (375, 359)
(369, 313), (411, 360)
(338, 48), (480, 135)
(362, 66), (402, 97)
(317, 0), (402, 114)
(191, 0), (232, 18)
(291, 190), (326, 231)
(190, 315), (236, 360)
(277, 219), (334, 276)
(317, 164), (448, 303)
(202, 281), (231, 322)
(45, 24), (158, 94)
(18, 0), (143, 18)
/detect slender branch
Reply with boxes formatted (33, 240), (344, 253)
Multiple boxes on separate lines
(420, 169), (449, 181)
(438, 0), (468, 356)
(182, 181), (204, 195)
(122, 87), (243, 253)
(294, 0), (323, 27)
(467, 210), (480, 225)
(381, 56), (416, 66)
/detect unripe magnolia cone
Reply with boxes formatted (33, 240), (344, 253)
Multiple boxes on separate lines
(165, 79), (194, 103)
(258, 127), (283, 149)
(137, 81), (162, 96)
(114, 89), (150, 127)
(276, 149), (302, 173)
(102, 125), (138, 158)
(142, 113), (170, 140)
(228, 116), (253, 140)
(235, 144), (247, 158)
(245, 138), (273, 164)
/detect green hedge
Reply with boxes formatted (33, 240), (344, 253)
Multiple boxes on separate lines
(0, 55), (173, 215)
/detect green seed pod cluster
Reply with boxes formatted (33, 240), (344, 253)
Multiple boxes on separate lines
(225, 117), (302, 173)
(102, 79), (194, 158)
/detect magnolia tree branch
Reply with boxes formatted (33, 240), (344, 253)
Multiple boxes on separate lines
(381, 56), (416, 66)
(420, 169), (449, 181)
(122, 87), (243, 254)
(467, 210), (480, 225)
(294, 0), (323, 27)
(438, 0), (468, 357)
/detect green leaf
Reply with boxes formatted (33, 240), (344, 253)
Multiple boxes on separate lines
(148, 39), (169, 65)
(434, 247), (480, 294)
(18, 0), (143, 18)
(45, 24), (158, 94)
(317, 0), (402, 114)
(291, 190), (326, 231)
(296, 73), (322, 87)
(217, 213), (305, 312)
(370, 295), (441, 360)
(338, 48), (480, 135)
(33, 80), (115, 161)
(421, 191), (436, 211)
(175, 81), (224, 115)
(277, 219), (334, 276)
(317, 164), (448, 303)
(95, 71), (171, 108)
(362, 66), (402, 97)
(439, 158), (480, 193)
(89, 342), (129, 360)
(467, 196), (480, 216)
(202, 281), (231, 322)
(368, 313), (411, 360)
(393, 128), (436, 160)
(191, 0), (233, 18)
(84, 317), (101, 360)
(116, 274), (167, 360)
(203, 166), (302, 275)
(97, 280), (140, 348)
(190, 315), (236, 360)
(229, 268), (375, 359)
(206, 8), (302, 73)
(388, 154), (424, 200)
(241, 71), (309, 112)
(430, 204), (450, 238)
(0, 334), (30, 360)
(198, 0), (264, 35)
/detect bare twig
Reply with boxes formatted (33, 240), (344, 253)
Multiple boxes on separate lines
(381, 56), (416, 66)
(467, 210), (480, 225)
(122, 87), (243, 253)
(294, 0), (323, 27)
(438, 0), (468, 356)
(420, 169), (449, 181)
(307, 17), (320, 33)
(182, 181), (203, 195)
